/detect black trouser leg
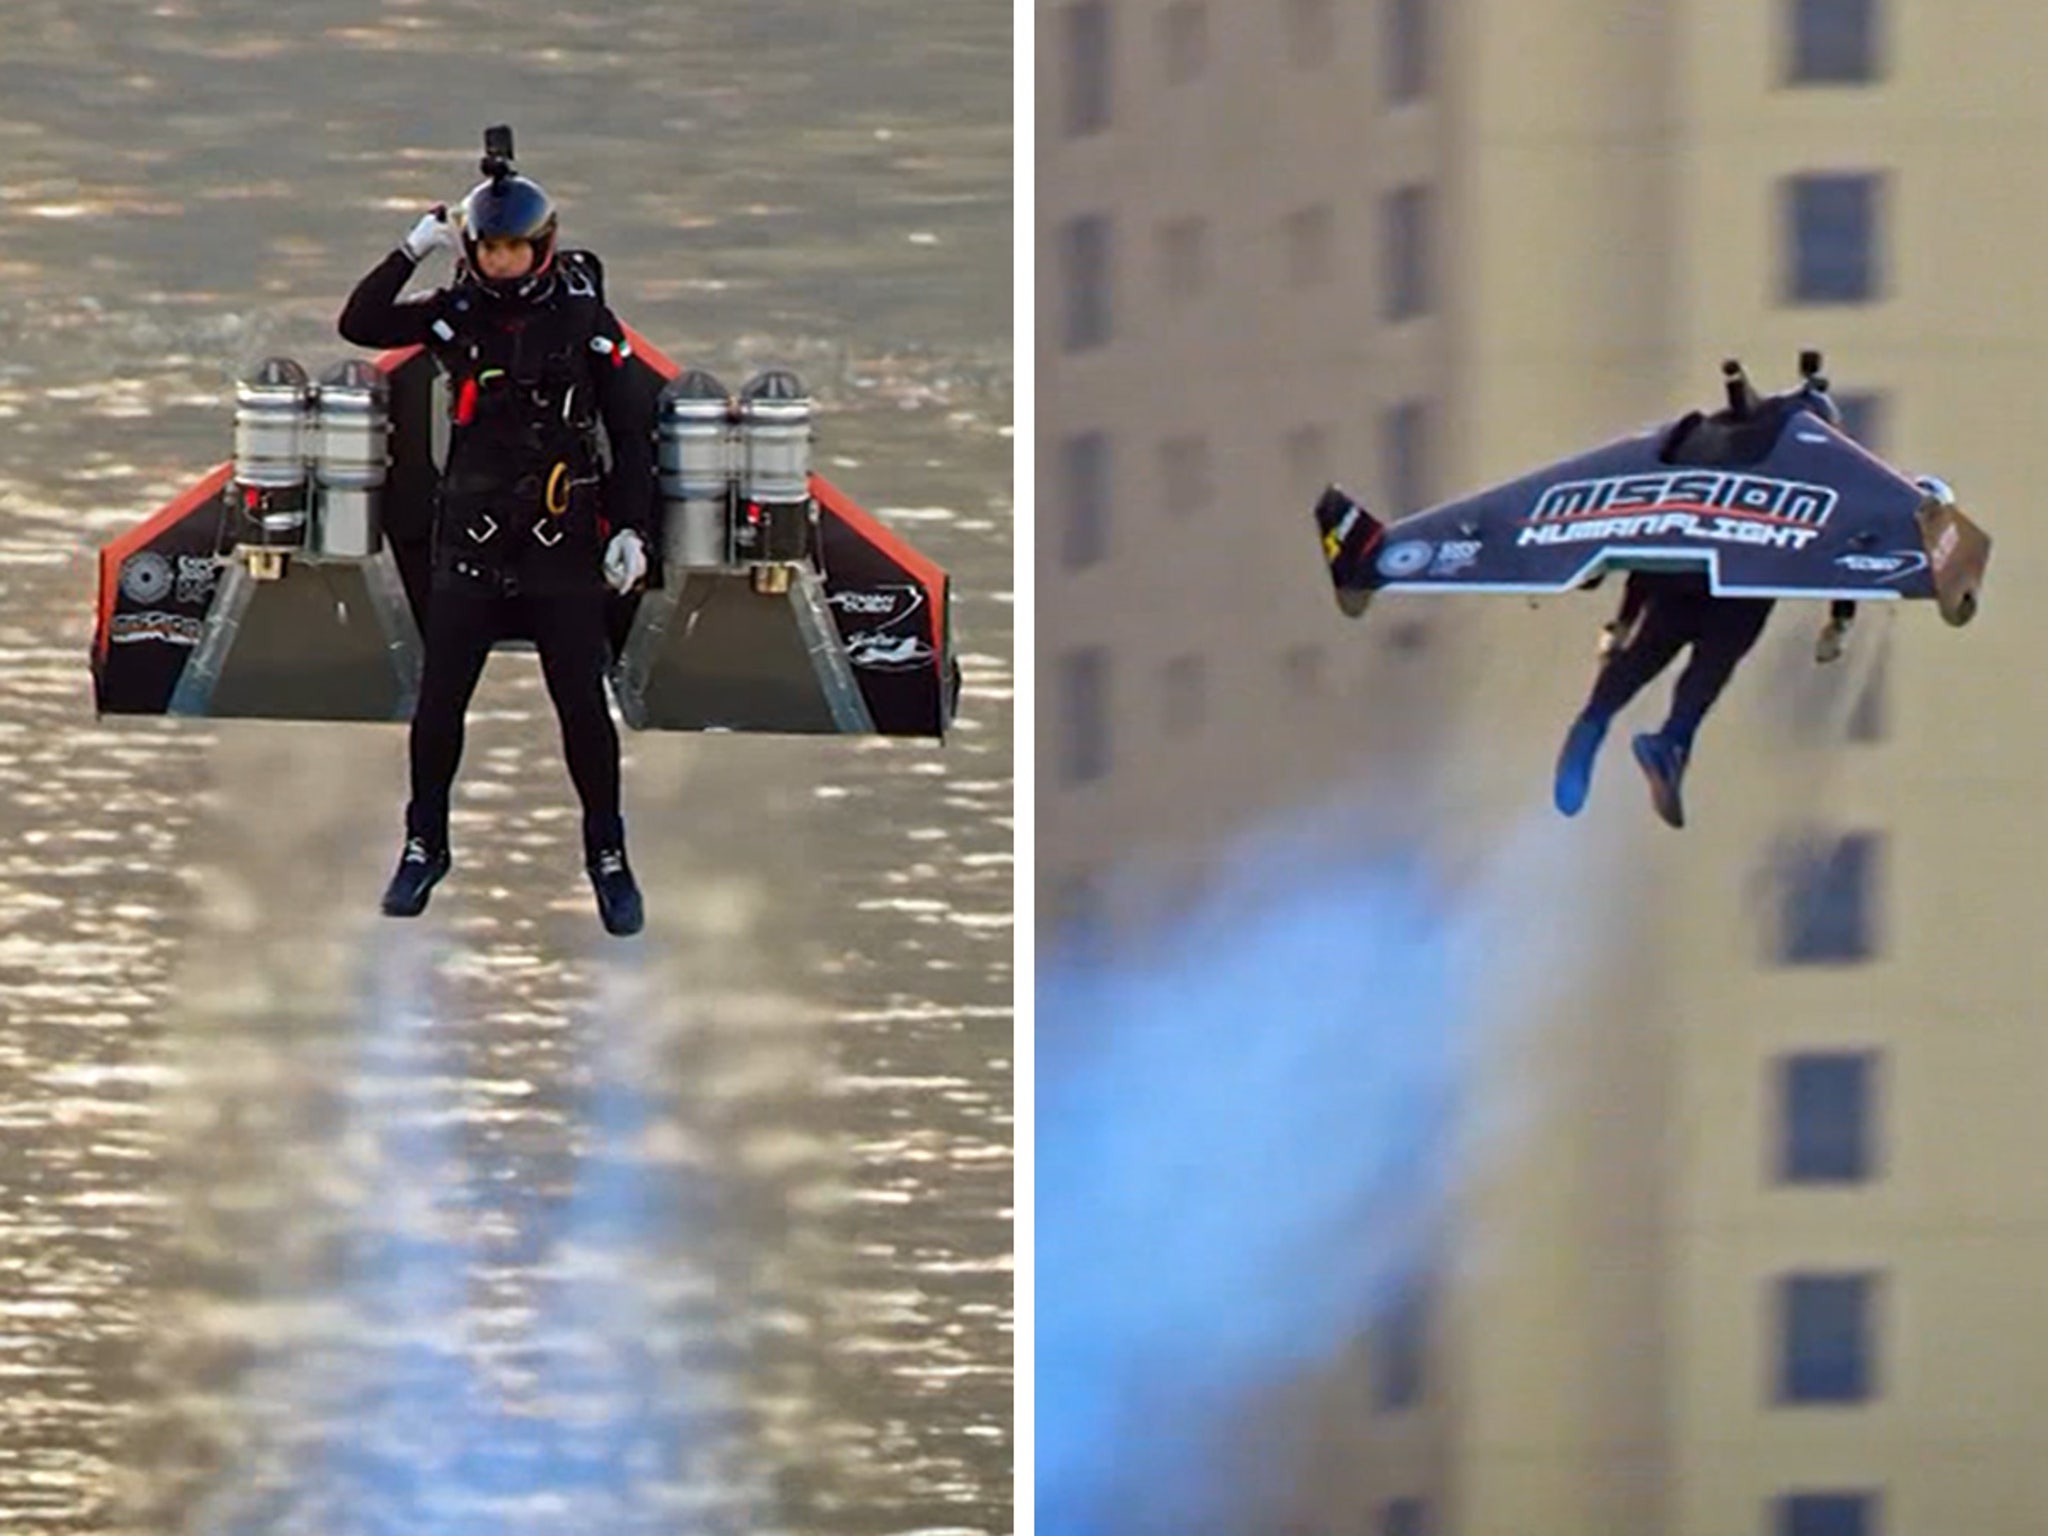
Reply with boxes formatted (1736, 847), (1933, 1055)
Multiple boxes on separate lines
(525, 589), (623, 855)
(1583, 598), (1693, 724)
(406, 586), (502, 847)
(1663, 598), (1774, 749)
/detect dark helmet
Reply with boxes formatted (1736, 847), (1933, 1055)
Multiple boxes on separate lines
(457, 172), (559, 299)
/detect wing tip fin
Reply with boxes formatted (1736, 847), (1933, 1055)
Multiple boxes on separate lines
(1313, 483), (1381, 618)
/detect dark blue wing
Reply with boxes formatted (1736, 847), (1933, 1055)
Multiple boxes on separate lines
(1327, 407), (1948, 602)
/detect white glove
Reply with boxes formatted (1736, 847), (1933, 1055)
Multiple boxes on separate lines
(400, 206), (457, 262)
(603, 528), (648, 594)
(1597, 621), (1624, 659)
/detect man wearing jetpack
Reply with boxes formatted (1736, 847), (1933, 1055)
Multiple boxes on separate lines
(339, 127), (654, 936)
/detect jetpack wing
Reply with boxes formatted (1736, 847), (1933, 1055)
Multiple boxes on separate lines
(1314, 393), (1990, 627)
(91, 327), (962, 739)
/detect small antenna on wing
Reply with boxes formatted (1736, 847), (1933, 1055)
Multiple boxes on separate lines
(1721, 358), (1757, 420)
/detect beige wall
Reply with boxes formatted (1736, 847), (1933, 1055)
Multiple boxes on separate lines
(1041, 0), (2048, 1531)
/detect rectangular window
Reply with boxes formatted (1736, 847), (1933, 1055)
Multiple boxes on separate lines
(1161, 0), (1207, 85)
(1777, 1051), (1877, 1184)
(1284, 423), (1332, 501)
(1284, 203), (1336, 289)
(1059, 646), (1110, 783)
(1776, 1272), (1879, 1404)
(1380, 1497), (1427, 1536)
(1832, 389), (1885, 451)
(1158, 214), (1210, 303)
(1285, 0), (1335, 69)
(1383, 184), (1433, 320)
(1783, 172), (1885, 305)
(1786, 0), (1880, 85)
(1162, 653), (1205, 736)
(1372, 1272), (1429, 1410)
(1062, 213), (1114, 350)
(1063, 0), (1112, 135)
(1777, 1490), (1880, 1536)
(1777, 831), (1881, 964)
(1386, 0), (1429, 102)
(1059, 431), (1111, 570)
(1160, 433), (1214, 517)
(1383, 399), (1432, 515)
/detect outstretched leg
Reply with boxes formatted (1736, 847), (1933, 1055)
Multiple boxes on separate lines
(526, 589), (642, 936)
(1631, 597), (1776, 828)
(1554, 598), (1691, 815)
(385, 584), (500, 916)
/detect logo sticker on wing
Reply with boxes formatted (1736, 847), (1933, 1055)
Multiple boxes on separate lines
(1376, 540), (1435, 578)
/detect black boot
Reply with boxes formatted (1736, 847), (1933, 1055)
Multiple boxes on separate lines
(382, 834), (451, 917)
(586, 846), (644, 937)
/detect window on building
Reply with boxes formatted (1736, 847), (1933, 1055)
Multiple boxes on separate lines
(1285, 0), (1335, 69)
(1777, 1051), (1877, 1184)
(1160, 432), (1214, 516)
(1058, 646), (1110, 783)
(1383, 399), (1433, 514)
(1049, 868), (1109, 965)
(1783, 172), (1885, 305)
(1777, 1490), (1880, 1536)
(1831, 389), (1885, 451)
(1383, 184), (1433, 320)
(1786, 0), (1880, 85)
(1777, 831), (1881, 964)
(1059, 431), (1111, 570)
(1284, 203), (1336, 289)
(1380, 1497), (1428, 1536)
(1063, 0), (1112, 135)
(1162, 653), (1206, 737)
(1062, 213), (1114, 350)
(1775, 1272), (1879, 1404)
(1161, 0), (1207, 85)
(1158, 214), (1210, 303)
(1846, 634), (1887, 743)
(1372, 1272), (1429, 1410)
(1386, 0), (1429, 103)
(1283, 642), (1326, 695)
(1284, 423), (1332, 501)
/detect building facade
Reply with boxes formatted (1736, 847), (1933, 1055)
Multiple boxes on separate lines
(1039, 1), (2048, 1531)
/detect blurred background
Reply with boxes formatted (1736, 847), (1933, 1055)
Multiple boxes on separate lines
(1037, 1), (2045, 1533)
(0, 2), (1010, 1533)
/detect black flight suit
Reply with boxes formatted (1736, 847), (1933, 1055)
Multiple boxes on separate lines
(338, 245), (656, 858)
(1582, 570), (1774, 751)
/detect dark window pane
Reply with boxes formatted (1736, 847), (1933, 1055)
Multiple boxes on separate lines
(1784, 173), (1883, 304)
(1063, 213), (1114, 350)
(1162, 653), (1205, 736)
(1777, 1273), (1877, 1404)
(1064, 0), (1112, 135)
(1160, 432), (1213, 516)
(1383, 399), (1432, 514)
(1285, 0), (1335, 69)
(1161, 0), (1207, 85)
(1832, 389), (1885, 451)
(1381, 1496), (1427, 1536)
(1060, 431), (1110, 570)
(1387, 0), (1429, 103)
(1384, 184), (1432, 320)
(1373, 1273), (1428, 1410)
(1777, 1490), (1879, 1536)
(1059, 646), (1110, 783)
(1778, 1051), (1875, 1183)
(1778, 831), (1880, 964)
(1788, 0), (1879, 85)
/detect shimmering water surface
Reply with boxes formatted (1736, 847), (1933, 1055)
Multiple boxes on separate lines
(0, 4), (1011, 1532)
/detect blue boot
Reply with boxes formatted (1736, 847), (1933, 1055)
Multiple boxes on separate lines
(1630, 731), (1690, 829)
(1553, 713), (1608, 817)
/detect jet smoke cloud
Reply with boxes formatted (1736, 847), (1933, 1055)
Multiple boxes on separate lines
(1036, 809), (1627, 1536)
